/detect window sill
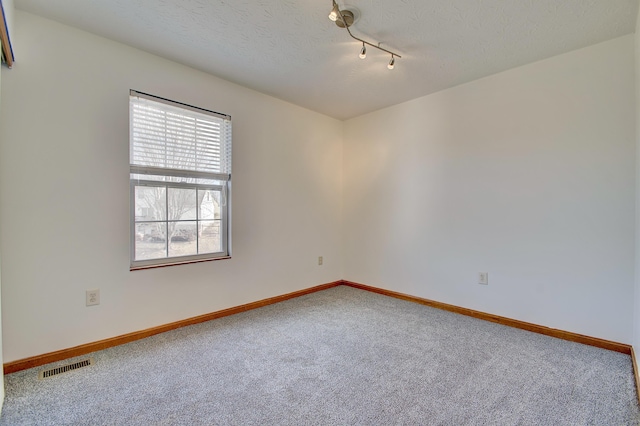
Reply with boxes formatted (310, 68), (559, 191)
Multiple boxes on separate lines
(130, 256), (231, 271)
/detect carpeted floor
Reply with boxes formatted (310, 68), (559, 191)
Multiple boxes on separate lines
(1, 286), (638, 425)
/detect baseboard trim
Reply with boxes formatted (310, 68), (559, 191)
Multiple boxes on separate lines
(5, 279), (633, 375)
(4, 281), (342, 375)
(632, 347), (640, 404)
(341, 280), (631, 355)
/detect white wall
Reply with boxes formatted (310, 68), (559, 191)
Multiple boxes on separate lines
(344, 35), (636, 344)
(2, 0), (13, 40)
(0, 0), (14, 410)
(0, 11), (343, 363)
(0, 68), (4, 411)
(634, 5), (640, 368)
(0, 8), (636, 365)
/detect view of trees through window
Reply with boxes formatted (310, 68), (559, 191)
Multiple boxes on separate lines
(134, 185), (223, 260)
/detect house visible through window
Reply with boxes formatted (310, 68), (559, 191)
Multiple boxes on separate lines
(129, 90), (231, 269)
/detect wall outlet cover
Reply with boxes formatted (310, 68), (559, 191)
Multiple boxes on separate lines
(86, 289), (100, 306)
(479, 272), (489, 285)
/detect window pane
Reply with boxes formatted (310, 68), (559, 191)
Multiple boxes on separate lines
(168, 221), (197, 257)
(135, 223), (167, 260)
(199, 220), (221, 254)
(198, 189), (221, 220)
(135, 186), (166, 221)
(168, 188), (196, 220)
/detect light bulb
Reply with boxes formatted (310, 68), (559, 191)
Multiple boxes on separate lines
(328, 4), (340, 21)
(359, 44), (367, 59)
(388, 56), (395, 69)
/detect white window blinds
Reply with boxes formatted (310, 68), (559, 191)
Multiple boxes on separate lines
(129, 90), (231, 179)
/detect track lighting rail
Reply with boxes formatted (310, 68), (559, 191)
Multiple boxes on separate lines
(340, 15), (401, 59)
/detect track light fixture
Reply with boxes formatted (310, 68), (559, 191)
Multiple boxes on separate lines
(328, 0), (401, 69)
(359, 43), (367, 59)
(328, 3), (340, 22)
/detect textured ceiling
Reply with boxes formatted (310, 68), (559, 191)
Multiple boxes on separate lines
(14, 0), (639, 120)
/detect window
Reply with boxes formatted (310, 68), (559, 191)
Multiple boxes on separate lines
(129, 90), (231, 269)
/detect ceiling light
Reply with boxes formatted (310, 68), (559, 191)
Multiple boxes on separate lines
(359, 43), (367, 59)
(328, 3), (340, 22)
(329, 1), (401, 69)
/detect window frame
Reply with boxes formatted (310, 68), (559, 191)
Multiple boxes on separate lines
(129, 90), (231, 270)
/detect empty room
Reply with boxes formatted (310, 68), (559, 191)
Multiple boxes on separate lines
(0, 0), (639, 424)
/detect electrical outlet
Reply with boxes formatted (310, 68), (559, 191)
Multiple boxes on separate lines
(318, 256), (323, 266)
(86, 289), (100, 306)
(478, 272), (488, 285)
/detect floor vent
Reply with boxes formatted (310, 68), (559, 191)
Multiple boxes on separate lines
(38, 358), (94, 379)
